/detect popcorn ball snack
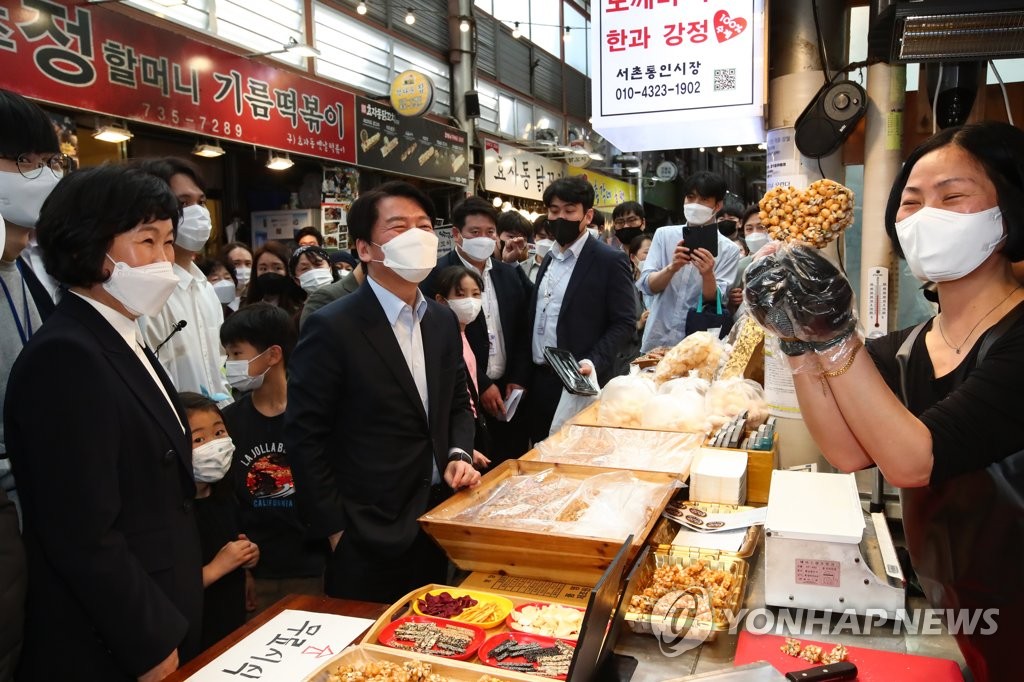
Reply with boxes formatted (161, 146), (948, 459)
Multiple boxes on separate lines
(759, 179), (854, 248)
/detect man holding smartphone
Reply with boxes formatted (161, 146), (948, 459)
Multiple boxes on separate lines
(638, 171), (740, 352)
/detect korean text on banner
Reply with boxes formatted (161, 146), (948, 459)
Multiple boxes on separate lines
(591, 0), (766, 151)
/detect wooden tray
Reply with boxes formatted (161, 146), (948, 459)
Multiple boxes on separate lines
(647, 502), (762, 559)
(419, 461), (678, 585)
(623, 549), (750, 635)
(304, 642), (540, 681)
(359, 584), (586, 680)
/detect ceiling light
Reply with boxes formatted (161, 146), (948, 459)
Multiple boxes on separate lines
(356, 1), (367, 14)
(512, 22), (521, 39)
(492, 196), (503, 207)
(459, 18), (470, 32)
(266, 152), (293, 170)
(588, 152), (604, 161)
(192, 142), (225, 158)
(93, 123), (133, 143)
(405, 8), (415, 25)
(563, 26), (571, 42)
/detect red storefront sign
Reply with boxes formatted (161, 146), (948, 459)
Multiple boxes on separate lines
(0, 0), (356, 164)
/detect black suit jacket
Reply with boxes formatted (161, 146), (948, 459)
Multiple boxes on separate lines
(528, 236), (637, 384)
(421, 250), (534, 391)
(5, 294), (202, 680)
(285, 281), (475, 558)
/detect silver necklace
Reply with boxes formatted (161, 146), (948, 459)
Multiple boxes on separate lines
(937, 285), (1021, 354)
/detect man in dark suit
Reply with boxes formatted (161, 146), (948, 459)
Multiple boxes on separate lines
(285, 181), (479, 604)
(5, 165), (202, 681)
(421, 197), (533, 463)
(527, 176), (637, 442)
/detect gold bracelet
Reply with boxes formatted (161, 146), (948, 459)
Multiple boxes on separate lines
(822, 342), (862, 379)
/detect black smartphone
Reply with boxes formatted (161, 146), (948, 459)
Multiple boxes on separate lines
(543, 347), (599, 396)
(682, 223), (719, 258)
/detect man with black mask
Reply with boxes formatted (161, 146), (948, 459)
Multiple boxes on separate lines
(526, 176), (636, 441)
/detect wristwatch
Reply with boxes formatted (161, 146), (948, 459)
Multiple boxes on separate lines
(447, 449), (473, 466)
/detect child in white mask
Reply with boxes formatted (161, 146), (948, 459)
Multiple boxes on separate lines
(180, 392), (259, 649)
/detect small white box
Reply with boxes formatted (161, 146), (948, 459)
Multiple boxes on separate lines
(690, 448), (747, 505)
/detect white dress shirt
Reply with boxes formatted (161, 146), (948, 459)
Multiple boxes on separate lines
(140, 262), (232, 403)
(456, 250), (506, 380)
(532, 232), (591, 364)
(366, 276), (442, 484)
(638, 226), (740, 352)
(73, 292), (184, 433)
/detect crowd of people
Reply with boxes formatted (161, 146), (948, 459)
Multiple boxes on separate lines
(0, 87), (759, 681)
(0, 81), (1021, 682)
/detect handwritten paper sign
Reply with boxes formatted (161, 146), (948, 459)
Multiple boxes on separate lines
(186, 609), (374, 681)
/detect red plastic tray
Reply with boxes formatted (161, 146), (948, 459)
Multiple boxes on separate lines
(478, 632), (576, 680)
(505, 602), (586, 641)
(377, 615), (486, 662)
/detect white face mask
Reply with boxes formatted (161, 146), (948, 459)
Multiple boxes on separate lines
(534, 239), (554, 258)
(175, 204), (212, 252)
(744, 232), (770, 255)
(225, 349), (270, 391)
(684, 202), (715, 226)
(460, 235), (496, 262)
(192, 437), (235, 483)
(101, 255), (179, 317)
(448, 297), (482, 325)
(212, 278), (236, 304)
(895, 206), (1005, 282)
(372, 227), (438, 283)
(0, 168), (61, 229)
(298, 267), (333, 293)
(234, 266), (252, 286)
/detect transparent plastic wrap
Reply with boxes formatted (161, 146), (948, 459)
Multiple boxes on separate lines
(742, 242), (861, 374)
(597, 375), (657, 427)
(704, 378), (769, 430)
(653, 332), (727, 383)
(535, 425), (703, 475)
(451, 468), (679, 540)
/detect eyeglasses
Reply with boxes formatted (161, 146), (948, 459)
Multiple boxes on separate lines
(613, 216), (643, 228)
(4, 153), (70, 180)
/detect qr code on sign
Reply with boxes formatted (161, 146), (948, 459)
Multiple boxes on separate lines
(714, 68), (736, 92)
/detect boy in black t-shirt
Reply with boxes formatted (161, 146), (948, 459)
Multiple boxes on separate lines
(179, 392), (258, 649)
(220, 304), (327, 615)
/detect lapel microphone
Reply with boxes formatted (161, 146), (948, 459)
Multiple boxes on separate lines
(154, 320), (187, 356)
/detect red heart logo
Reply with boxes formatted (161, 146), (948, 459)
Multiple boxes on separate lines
(714, 10), (747, 43)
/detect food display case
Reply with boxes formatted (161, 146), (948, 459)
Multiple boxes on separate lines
(419, 461), (678, 585)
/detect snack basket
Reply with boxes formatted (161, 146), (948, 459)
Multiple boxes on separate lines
(623, 548), (750, 635)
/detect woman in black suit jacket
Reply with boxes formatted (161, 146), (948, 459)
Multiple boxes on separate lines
(4, 165), (203, 681)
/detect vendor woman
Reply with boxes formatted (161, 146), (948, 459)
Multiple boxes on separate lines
(744, 121), (1024, 682)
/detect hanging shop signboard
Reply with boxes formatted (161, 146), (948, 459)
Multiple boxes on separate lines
(567, 167), (636, 210)
(481, 137), (566, 202)
(590, 0), (766, 151)
(0, 0), (356, 164)
(355, 97), (468, 186)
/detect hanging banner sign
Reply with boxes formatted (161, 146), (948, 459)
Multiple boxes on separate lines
(590, 0), (766, 151)
(0, 0), (357, 163)
(481, 137), (566, 201)
(354, 97), (468, 186)
(567, 167), (635, 209)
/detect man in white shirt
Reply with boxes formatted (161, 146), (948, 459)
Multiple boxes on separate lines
(639, 171), (740, 351)
(137, 158), (232, 404)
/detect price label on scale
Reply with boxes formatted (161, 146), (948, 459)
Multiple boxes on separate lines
(866, 267), (889, 339)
